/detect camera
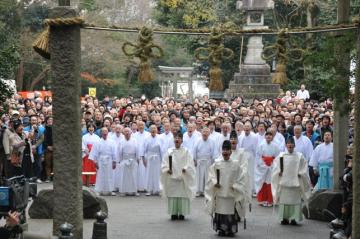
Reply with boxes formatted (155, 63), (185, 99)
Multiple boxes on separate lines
(0, 176), (37, 217)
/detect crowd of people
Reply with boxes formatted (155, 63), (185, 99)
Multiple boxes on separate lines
(0, 84), (354, 238)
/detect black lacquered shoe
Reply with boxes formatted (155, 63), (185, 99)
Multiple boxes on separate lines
(178, 215), (185, 220)
(290, 220), (297, 225)
(281, 219), (289, 225)
(171, 215), (178, 220)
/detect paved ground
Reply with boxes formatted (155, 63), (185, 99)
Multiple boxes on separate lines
(25, 183), (329, 239)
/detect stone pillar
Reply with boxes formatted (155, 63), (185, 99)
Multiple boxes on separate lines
(49, 7), (83, 238)
(352, 24), (360, 239)
(188, 76), (193, 100)
(243, 36), (266, 65)
(173, 78), (177, 98)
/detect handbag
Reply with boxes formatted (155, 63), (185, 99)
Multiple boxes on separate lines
(10, 152), (21, 165)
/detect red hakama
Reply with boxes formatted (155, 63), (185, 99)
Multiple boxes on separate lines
(82, 144), (97, 185)
(257, 156), (275, 204)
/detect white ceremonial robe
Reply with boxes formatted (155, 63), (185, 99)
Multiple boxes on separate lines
(160, 147), (196, 199)
(256, 132), (266, 146)
(193, 138), (216, 193)
(215, 134), (230, 158)
(293, 135), (313, 163)
(209, 131), (222, 158)
(271, 152), (312, 205)
(205, 157), (248, 216)
(230, 149), (251, 217)
(254, 142), (280, 194)
(182, 132), (200, 158)
(110, 133), (123, 190)
(309, 142), (334, 189)
(273, 132), (286, 152)
(238, 132), (258, 194)
(144, 135), (163, 193)
(159, 131), (175, 157)
(133, 131), (150, 191)
(117, 137), (139, 193)
(89, 138), (116, 193)
(82, 133), (100, 158)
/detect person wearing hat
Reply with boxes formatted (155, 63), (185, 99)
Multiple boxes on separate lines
(271, 137), (311, 225)
(160, 130), (196, 220)
(254, 131), (280, 207)
(205, 140), (248, 237)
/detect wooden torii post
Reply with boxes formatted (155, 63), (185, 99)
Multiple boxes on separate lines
(50, 0), (83, 238)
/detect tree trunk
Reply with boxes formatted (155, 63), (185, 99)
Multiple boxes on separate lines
(29, 65), (50, 91)
(353, 23), (360, 239)
(15, 60), (24, 91)
(333, 0), (350, 190)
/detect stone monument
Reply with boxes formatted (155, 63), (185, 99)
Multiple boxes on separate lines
(225, 0), (281, 100)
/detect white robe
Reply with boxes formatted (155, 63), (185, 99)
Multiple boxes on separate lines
(144, 135), (162, 193)
(82, 133), (100, 158)
(293, 135), (314, 163)
(193, 138), (216, 193)
(254, 141), (280, 194)
(271, 152), (312, 205)
(230, 149), (251, 217)
(205, 158), (248, 216)
(160, 147), (196, 199)
(309, 142), (333, 170)
(182, 132), (200, 158)
(256, 132), (266, 146)
(273, 132), (286, 152)
(110, 133), (123, 190)
(117, 137), (139, 193)
(238, 132), (258, 193)
(133, 131), (150, 191)
(89, 138), (116, 193)
(159, 131), (175, 156)
(209, 131), (222, 158)
(215, 133), (230, 158)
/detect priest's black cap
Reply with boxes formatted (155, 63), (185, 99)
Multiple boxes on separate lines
(286, 137), (295, 145)
(222, 140), (231, 150)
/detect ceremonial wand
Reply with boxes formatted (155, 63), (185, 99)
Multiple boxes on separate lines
(216, 169), (220, 185)
(169, 155), (172, 172)
(280, 156), (284, 174)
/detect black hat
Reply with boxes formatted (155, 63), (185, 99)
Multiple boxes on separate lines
(13, 119), (22, 130)
(222, 140), (231, 150)
(286, 137), (295, 145)
(174, 130), (183, 139)
(230, 130), (237, 140)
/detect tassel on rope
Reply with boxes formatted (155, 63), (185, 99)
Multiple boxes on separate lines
(122, 27), (164, 83)
(33, 26), (50, 59)
(262, 29), (304, 86)
(209, 67), (223, 91)
(272, 63), (288, 85)
(195, 27), (233, 91)
(32, 17), (84, 59)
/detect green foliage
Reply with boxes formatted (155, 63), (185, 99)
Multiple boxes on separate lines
(23, 3), (49, 32)
(80, 0), (97, 12)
